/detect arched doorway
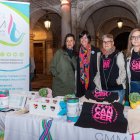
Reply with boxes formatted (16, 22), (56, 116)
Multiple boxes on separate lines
(114, 32), (130, 51)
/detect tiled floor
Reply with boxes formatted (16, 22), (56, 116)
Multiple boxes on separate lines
(31, 74), (52, 91)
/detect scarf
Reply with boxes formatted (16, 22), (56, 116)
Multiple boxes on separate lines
(79, 44), (91, 90)
(66, 48), (74, 59)
(101, 46), (115, 56)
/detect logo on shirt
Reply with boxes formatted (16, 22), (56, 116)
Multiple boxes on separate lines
(92, 104), (118, 124)
(131, 58), (140, 72)
(103, 59), (111, 69)
(93, 90), (111, 100)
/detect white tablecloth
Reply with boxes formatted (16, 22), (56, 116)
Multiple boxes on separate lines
(0, 112), (6, 131)
(49, 118), (139, 140)
(3, 112), (140, 140)
(4, 113), (44, 140)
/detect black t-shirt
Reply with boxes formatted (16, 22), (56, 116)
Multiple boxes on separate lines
(130, 50), (140, 81)
(75, 102), (128, 133)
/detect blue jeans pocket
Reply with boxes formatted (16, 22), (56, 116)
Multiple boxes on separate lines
(130, 81), (140, 93)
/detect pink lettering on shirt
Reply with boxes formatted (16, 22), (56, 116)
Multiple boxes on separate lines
(92, 104), (118, 124)
(93, 90), (111, 100)
(131, 58), (140, 72)
(103, 59), (111, 69)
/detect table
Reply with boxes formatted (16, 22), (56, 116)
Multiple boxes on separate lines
(3, 112), (140, 140)
(4, 113), (43, 140)
(0, 112), (6, 131)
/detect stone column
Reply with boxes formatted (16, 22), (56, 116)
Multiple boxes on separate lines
(71, 2), (77, 36)
(96, 32), (102, 49)
(60, 0), (71, 45)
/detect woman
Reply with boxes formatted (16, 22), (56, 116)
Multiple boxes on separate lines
(50, 33), (77, 97)
(95, 34), (126, 103)
(126, 28), (140, 94)
(76, 30), (100, 97)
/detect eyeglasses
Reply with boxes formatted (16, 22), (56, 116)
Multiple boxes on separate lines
(131, 35), (140, 40)
(103, 41), (112, 44)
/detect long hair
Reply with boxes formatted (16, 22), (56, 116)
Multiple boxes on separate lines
(62, 33), (75, 51)
(126, 28), (140, 58)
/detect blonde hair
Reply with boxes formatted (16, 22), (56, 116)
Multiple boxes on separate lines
(102, 34), (114, 41)
(126, 28), (140, 58)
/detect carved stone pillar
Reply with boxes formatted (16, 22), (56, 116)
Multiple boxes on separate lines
(60, 0), (71, 45)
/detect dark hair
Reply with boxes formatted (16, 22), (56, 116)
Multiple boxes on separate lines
(62, 33), (75, 50)
(79, 30), (91, 43)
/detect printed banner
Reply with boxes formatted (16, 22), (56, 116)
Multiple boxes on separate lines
(0, 1), (30, 91)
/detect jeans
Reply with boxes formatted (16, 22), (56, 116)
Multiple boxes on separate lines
(109, 89), (125, 104)
(130, 81), (140, 93)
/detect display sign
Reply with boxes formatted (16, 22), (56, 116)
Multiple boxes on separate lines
(0, 1), (30, 91)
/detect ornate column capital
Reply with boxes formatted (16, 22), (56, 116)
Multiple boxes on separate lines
(60, 0), (71, 5)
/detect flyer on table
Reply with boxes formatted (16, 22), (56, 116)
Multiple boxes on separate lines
(0, 1), (30, 91)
